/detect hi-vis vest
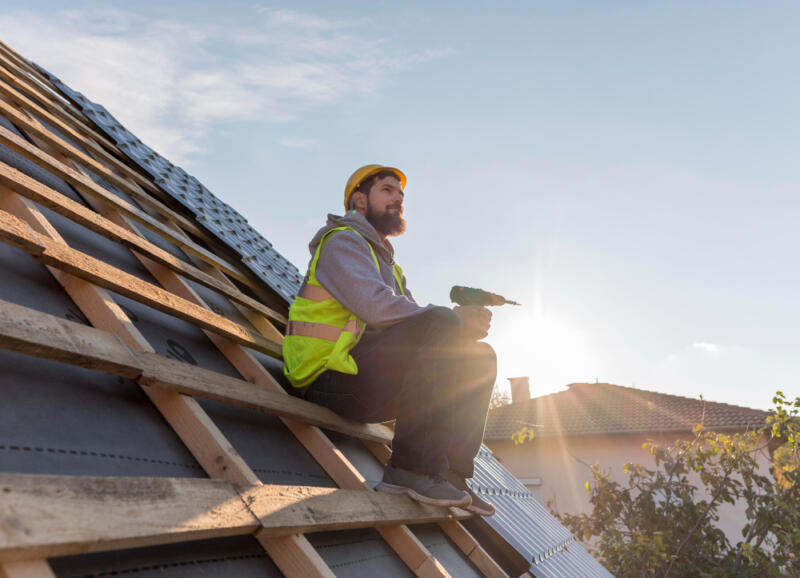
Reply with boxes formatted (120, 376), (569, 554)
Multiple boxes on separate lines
(283, 226), (405, 388)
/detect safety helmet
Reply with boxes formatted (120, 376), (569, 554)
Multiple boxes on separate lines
(344, 165), (406, 210)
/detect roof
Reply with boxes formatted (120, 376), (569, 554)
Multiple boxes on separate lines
(0, 39), (612, 577)
(485, 382), (771, 440)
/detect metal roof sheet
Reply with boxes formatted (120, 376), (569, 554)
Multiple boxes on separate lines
(34, 64), (304, 303)
(471, 445), (614, 577)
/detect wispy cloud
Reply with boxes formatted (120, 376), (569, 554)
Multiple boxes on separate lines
(278, 137), (319, 149)
(0, 8), (447, 162)
(693, 342), (720, 353)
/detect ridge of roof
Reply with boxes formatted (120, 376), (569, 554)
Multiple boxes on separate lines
(485, 382), (771, 440)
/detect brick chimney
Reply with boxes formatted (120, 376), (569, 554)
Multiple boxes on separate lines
(508, 376), (530, 404)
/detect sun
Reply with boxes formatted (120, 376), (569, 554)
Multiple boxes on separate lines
(488, 307), (595, 398)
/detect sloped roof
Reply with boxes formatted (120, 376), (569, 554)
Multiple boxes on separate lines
(486, 382), (771, 440)
(0, 39), (613, 577)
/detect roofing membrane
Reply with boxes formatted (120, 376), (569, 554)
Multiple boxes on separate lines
(0, 51), (612, 576)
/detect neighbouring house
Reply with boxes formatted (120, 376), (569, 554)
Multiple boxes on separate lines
(484, 382), (773, 542)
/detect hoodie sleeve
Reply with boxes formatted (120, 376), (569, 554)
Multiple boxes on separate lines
(314, 230), (432, 329)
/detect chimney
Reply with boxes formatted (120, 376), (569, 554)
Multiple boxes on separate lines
(508, 377), (530, 404)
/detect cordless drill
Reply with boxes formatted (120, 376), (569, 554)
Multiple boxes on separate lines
(449, 286), (521, 307)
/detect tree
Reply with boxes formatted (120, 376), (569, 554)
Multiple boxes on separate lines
(548, 392), (799, 577)
(489, 385), (511, 410)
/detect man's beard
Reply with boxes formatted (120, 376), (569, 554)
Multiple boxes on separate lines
(366, 204), (406, 237)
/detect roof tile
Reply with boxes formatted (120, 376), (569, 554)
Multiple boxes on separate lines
(485, 382), (770, 440)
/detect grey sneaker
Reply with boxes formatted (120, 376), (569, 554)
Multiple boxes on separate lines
(445, 472), (496, 516)
(462, 487), (496, 516)
(376, 466), (471, 508)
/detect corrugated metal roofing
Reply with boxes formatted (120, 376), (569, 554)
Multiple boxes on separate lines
(34, 65), (304, 303)
(471, 445), (613, 577)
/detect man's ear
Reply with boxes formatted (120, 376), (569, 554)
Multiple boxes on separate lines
(351, 190), (368, 212)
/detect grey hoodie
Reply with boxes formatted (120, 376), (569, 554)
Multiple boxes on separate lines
(306, 212), (433, 333)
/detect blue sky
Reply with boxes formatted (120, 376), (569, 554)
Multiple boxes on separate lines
(2, 1), (797, 410)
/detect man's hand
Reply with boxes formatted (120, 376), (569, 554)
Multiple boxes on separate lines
(454, 305), (492, 341)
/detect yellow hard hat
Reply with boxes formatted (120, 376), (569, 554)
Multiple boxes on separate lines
(344, 165), (407, 210)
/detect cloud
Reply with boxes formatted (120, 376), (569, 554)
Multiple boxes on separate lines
(278, 137), (319, 149)
(693, 342), (720, 353)
(0, 7), (446, 163)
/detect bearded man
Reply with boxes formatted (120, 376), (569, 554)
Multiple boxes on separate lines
(282, 165), (496, 515)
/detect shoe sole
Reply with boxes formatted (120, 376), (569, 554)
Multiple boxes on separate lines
(465, 503), (496, 516)
(376, 481), (471, 508)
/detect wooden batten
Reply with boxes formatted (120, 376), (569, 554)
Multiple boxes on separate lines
(0, 474), (260, 561)
(137, 352), (392, 443)
(247, 484), (469, 536)
(0, 560), (57, 578)
(0, 473), (470, 565)
(0, 297), (142, 379)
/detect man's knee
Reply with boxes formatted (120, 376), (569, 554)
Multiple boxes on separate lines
(463, 341), (497, 365)
(419, 306), (461, 336)
(461, 341), (497, 389)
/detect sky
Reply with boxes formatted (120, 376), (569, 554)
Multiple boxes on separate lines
(1, 1), (797, 410)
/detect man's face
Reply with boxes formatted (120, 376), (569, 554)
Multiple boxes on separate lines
(365, 176), (406, 237)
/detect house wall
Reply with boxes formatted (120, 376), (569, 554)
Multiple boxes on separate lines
(487, 431), (773, 543)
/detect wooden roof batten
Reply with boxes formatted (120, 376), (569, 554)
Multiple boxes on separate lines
(0, 39), (520, 578)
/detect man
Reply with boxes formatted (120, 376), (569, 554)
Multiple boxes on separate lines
(283, 165), (496, 515)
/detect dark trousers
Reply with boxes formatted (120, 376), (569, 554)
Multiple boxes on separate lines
(304, 307), (496, 477)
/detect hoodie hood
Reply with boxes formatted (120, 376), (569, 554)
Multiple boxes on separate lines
(309, 212), (395, 264)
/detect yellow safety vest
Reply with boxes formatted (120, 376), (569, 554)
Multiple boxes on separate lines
(283, 226), (405, 388)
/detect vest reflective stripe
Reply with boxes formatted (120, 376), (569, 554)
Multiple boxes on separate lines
(299, 267), (403, 303)
(298, 284), (334, 302)
(282, 226), (406, 388)
(392, 264), (404, 295)
(286, 319), (363, 341)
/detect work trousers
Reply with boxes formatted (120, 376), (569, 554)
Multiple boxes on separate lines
(304, 307), (496, 477)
